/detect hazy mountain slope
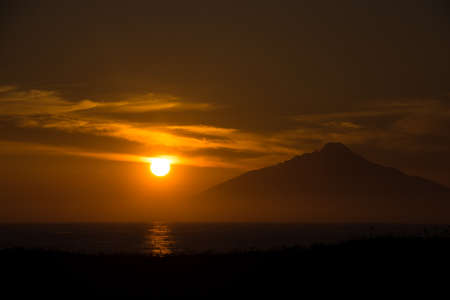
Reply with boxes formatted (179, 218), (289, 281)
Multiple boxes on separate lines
(187, 143), (450, 223)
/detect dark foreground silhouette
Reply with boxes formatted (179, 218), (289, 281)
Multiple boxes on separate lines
(2, 236), (450, 298)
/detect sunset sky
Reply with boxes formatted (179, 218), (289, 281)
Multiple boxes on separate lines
(1, 0), (449, 221)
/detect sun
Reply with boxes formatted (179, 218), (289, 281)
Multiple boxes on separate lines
(150, 158), (171, 177)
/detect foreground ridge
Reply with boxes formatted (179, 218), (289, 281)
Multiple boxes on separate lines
(2, 236), (450, 297)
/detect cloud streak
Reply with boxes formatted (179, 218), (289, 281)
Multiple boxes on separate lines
(0, 89), (213, 116)
(0, 87), (297, 168)
(0, 89), (98, 115)
(1, 86), (449, 170)
(291, 98), (450, 152)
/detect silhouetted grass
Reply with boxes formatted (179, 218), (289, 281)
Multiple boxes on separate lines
(2, 236), (450, 298)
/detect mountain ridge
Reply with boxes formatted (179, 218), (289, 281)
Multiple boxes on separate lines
(187, 143), (450, 223)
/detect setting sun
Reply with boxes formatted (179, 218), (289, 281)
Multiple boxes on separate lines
(150, 158), (171, 176)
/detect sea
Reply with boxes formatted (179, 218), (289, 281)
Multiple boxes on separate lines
(0, 222), (449, 255)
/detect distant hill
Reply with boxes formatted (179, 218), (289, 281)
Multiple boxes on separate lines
(187, 143), (450, 223)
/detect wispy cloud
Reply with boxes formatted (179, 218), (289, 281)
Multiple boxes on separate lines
(0, 89), (98, 115)
(0, 89), (212, 116)
(1, 86), (449, 169)
(0, 87), (296, 168)
(0, 140), (148, 163)
(0, 85), (17, 93)
(92, 93), (213, 113)
(15, 115), (297, 168)
(291, 98), (450, 152)
(294, 99), (450, 123)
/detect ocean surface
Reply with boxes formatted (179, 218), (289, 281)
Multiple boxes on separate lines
(0, 222), (449, 255)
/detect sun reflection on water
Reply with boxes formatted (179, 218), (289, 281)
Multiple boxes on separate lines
(144, 222), (176, 256)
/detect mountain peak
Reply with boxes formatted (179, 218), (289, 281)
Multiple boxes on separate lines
(320, 142), (353, 155)
(194, 141), (450, 223)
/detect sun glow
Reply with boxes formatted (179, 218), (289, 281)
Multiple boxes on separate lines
(150, 158), (171, 176)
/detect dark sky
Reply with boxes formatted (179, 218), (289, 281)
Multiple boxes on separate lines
(1, 0), (449, 221)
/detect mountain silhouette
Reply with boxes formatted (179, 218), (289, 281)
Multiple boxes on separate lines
(188, 143), (450, 223)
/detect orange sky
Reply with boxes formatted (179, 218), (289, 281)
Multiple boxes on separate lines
(0, 0), (449, 221)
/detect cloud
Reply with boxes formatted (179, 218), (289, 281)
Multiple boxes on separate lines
(15, 115), (297, 168)
(0, 87), (297, 169)
(291, 98), (450, 152)
(91, 93), (213, 113)
(0, 89), (98, 115)
(294, 99), (450, 123)
(0, 85), (17, 93)
(323, 121), (362, 129)
(0, 140), (147, 163)
(1, 86), (449, 170)
(0, 89), (213, 117)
